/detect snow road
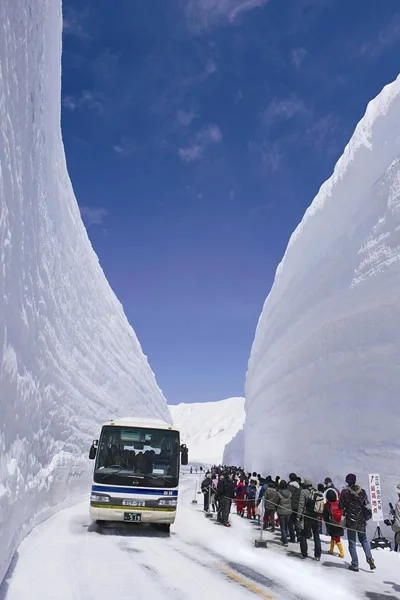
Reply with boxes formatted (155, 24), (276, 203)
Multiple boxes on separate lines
(1, 476), (398, 600)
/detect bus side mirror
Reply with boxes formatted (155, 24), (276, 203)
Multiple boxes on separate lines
(89, 439), (98, 460)
(180, 444), (188, 466)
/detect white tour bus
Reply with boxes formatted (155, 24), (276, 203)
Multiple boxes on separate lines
(88, 417), (188, 532)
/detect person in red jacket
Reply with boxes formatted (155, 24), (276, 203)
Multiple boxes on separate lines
(235, 478), (246, 515)
(323, 489), (345, 558)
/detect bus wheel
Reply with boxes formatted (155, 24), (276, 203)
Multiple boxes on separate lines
(159, 524), (170, 533)
(96, 520), (104, 527)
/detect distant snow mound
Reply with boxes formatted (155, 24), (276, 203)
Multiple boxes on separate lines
(223, 428), (244, 467)
(0, 0), (169, 584)
(245, 75), (400, 502)
(170, 398), (245, 465)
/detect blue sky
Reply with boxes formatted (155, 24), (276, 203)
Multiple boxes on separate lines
(62, 0), (400, 404)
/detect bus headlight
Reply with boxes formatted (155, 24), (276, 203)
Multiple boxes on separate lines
(158, 498), (177, 507)
(91, 494), (110, 503)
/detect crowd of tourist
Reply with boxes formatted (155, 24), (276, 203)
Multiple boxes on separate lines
(199, 466), (400, 573)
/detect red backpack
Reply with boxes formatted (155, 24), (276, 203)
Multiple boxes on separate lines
(330, 501), (343, 524)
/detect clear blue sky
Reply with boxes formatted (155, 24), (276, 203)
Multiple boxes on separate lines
(62, 0), (400, 404)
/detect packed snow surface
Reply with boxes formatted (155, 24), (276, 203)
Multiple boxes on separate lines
(0, 0), (169, 584)
(4, 476), (399, 600)
(170, 397), (245, 464)
(244, 75), (400, 505)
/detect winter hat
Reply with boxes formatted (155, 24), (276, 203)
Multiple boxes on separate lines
(249, 477), (258, 484)
(303, 476), (313, 487)
(345, 473), (357, 486)
(324, 477), (333, 485)
(326, 489), (338, 503)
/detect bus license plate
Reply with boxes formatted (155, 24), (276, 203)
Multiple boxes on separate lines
(124, 512), (141, 523)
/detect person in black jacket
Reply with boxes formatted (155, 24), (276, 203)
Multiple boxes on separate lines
(339, 473), (376, 572)
(298, 476), (322, 560)
(201, 473), (213, 512)
(217, 473), (235, 527)
(288, 473), (301, 543)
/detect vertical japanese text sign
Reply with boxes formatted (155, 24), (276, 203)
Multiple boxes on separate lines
(368, 473), (384, 522)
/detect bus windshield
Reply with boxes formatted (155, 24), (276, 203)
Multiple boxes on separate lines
(94, 425), (180, 487)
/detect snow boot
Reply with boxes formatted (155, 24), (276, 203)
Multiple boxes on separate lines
(367, 558), (376, 571)
(337, 542), (345, 559)
(348, 564), (359, 572)
(328, 540), (335, 555)
(224, 522), (231, 528)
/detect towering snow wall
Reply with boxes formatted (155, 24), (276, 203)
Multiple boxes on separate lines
(222, 428), (244, 468)
(245, 76), (400, 502)
(0, 0), (170, 583)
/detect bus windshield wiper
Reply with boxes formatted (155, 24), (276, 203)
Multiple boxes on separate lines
(148, 475), (173, 485)
(98, 467), (127, 481)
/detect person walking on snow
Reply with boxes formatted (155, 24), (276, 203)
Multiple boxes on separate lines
(235, 478), (246, 515)
(385, 483), (400, 551)
(211, 474), (218, 512)
(288, 473), (301, 543)
(323, 488), (345, 558)
(277, 480), (292, 546)
(246, 477), (258, 519)
(298, 476), (323, 561)
(217, 473), (235, 527)
(263, 481), (280, 531)
(324, 477), (341, 498)
(257, 478), (269, 507)
(201, 472), (213, 512)
(339, 473), (376, 572)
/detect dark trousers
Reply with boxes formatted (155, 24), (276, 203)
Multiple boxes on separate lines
(220, 497), (232, 524)
(203, 491), (209, 512)
(300, 516), (321, 558)
(288, 513), (299, 542)
(279, 515), (290, 544)
(263, 509), (275, 531)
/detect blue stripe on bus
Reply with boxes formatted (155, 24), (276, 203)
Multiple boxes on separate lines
(92, 485), (178, 496)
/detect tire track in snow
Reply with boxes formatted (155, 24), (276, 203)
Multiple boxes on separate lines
(139, 564), (188, 600)
(175, 539), (305, 600)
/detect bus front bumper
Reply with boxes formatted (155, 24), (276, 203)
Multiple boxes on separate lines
(90, 504), (176, 524)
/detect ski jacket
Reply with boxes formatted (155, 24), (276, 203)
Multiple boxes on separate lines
(288, 482), (301, 512)
(246, 484), (257, 501)
(339, 485), (371, 533)
(257, 483), (268, 505)
(298, 486), (312, 518)
(392, 500), (400, 533)
(277, 489), (292, 516)
(264, 487), (280, 512)
(218, 479), (235, 500)
(201, 477), (212, 494)
(235, 482), (246, 499)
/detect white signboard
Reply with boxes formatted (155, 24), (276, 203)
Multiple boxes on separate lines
(368, 473), (384, 522)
